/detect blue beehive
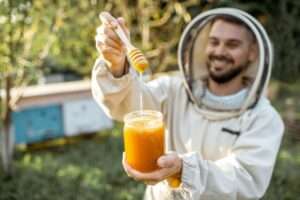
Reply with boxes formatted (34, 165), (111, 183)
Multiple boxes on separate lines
(12, 104), (64, 144)
(62, 99), (113, 136)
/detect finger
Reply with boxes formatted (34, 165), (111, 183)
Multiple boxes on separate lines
(122, 157), (138, 179)
(126, 165), (173, 182)
(121, 154), (175, 182)
(117, 17), (127, 27)
(96, 26), (122, 45)
(122, 152), (129, 172)
(96, 26), (115, 36)
(96, 34), (122, 50)
(157, 154), (176, 168)
(101, 45), (122, 57)
(125, 165), (146, 181)
(99, 12), (118, 27)
(117, 17), (129, 37)
(122, 153), (133, 177)
(95, 35), (121, 54)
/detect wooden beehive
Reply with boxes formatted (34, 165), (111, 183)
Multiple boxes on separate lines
(7, 80), (113, 144)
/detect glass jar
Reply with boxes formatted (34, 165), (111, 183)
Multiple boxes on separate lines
(123, 110), (164, 172)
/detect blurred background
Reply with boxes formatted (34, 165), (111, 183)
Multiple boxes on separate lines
(0, 0), (299, 199)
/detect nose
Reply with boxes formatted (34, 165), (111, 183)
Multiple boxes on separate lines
(214, 43), (227, 56)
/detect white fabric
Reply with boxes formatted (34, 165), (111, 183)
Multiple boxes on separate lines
(91, 59), (284, 200)
(201, 88), (249, 110)
(177, 8), (271, 118)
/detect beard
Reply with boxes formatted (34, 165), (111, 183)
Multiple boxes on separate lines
(206, 54), (248, 84)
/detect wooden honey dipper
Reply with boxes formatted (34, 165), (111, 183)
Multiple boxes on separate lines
(99, 12), (149, 73)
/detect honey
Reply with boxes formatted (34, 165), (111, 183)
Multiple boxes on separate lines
(124, 110), (164, 172)
(124, 111), (181, 188)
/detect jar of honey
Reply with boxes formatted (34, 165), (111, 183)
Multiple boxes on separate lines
(123, 110), (181, 188)
(123, 110), (164, 172)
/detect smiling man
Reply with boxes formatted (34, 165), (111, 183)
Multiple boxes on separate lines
(92, 8), (284, 200)
(205, 16), (257, 96)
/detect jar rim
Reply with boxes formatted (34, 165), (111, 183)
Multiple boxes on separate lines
(123, 110), (162, 123)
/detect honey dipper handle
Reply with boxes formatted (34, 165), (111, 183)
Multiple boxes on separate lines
(99, 12), (134, 51)
(114, 25), (134, 50)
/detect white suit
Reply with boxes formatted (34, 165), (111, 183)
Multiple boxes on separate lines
(91, 8), (284, 200)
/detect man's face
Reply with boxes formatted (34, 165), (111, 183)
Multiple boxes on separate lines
(205, 19), (256, 84)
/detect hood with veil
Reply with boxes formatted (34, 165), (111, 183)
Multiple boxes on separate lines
(177, 8), (273, 120)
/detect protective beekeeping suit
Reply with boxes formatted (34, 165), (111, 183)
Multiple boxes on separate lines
(92, 8), (284, 200)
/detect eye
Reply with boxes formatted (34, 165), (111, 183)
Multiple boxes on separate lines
(208, 39), (219, 47)
(226, 41), (240, 49)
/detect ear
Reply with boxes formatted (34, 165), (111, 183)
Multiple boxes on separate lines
(248, 42), (258, 62)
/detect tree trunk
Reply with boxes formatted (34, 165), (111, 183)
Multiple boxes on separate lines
(1, 75), (13, 175)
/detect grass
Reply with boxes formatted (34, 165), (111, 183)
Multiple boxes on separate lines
(0, 80), (300, 200)
(1, 128), (299, 200)
(0, 126), (145, 200)
(262, 134), (300, 200)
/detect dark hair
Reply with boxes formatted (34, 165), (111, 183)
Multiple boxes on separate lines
(210, 14), (256, 42)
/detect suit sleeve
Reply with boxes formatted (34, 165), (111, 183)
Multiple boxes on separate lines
(180, 107), (284, 200)
(91, 58), (171, 121)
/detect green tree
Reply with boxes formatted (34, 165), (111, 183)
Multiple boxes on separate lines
(0, 0), (64, 174)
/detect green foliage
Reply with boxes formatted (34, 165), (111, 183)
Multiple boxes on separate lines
(0, 125), (145, 200)
(0, 0), (209, 79)
(262, 135), (300, 200)
(0, 0), (65, 85)
(1, 1), (300, 82)
(2, 0), (299, 81)
(0, 123), (299, 199)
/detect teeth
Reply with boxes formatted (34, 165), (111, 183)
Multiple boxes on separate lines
(214, 60), (227, 65)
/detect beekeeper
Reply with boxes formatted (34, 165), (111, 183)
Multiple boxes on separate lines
(92, 8), (284, 200)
